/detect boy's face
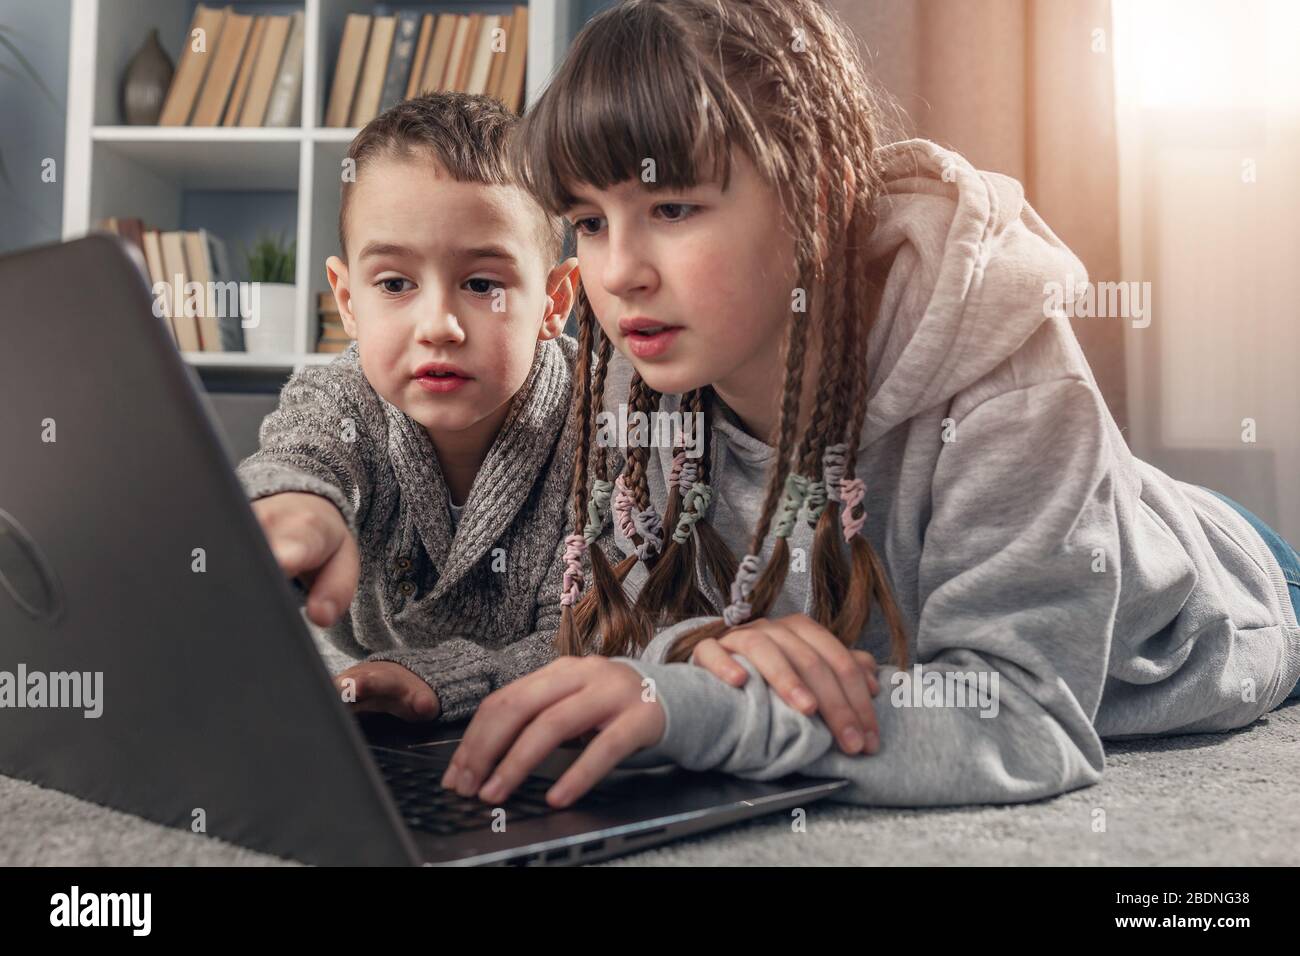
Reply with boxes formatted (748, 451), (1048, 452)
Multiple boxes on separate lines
(327, 155), (577, 443)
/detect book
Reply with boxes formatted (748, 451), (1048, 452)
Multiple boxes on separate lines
(406, 14), (435, 98)
(159, 231), (202, 351)
(140, 230), (177, 345)
(324, 14), (371, 127)
(183, 230), (222, 351)
(223, 15), (267, 126)
(350, 15), (395, 126)
(422, 15), (457, 92)
(379, 10), (421, 112)
(441, 16), (472, 93)
(486, 12), (511, 101)
(191, 9), (253, 126)
(159, 5), (227, 126)
(499, 6), (529, 113)
(464, 15), (499, 96)
(206, 233), (245, 352)
(239, 13), (290, 126)
(116, 217), (146, 263)
(452, 15), (484, 93)
(265, 11), (305, 127)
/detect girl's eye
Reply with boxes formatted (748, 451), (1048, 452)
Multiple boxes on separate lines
(377, 277), (412, 295)
(655, 202), (697, 223)
(465, 277), (503, 296)
(572, 216), (605, 238)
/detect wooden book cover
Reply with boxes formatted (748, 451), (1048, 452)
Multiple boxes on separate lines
(264, 11), (305, 126)
(405, 14), (435, 98)
(421, 15), (458, 92)
(499, 5), (529, 113)
(191, 9), (252, 125)
(349, 15), (396, 127)
(238, 14), (290, 126)
(486, 12), (511, 101)
(378, 10), (421, 112)
(140, 230), (177, 345)
(324, 14), (371, 127)
(464, 15), (499, 96)
(223, 16), (266, 126)
(182, 230), (222, 351)
(158, 5), (227, 126)
(160, 232), (201, 351)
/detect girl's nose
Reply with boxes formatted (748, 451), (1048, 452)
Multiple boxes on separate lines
(601, 233), (658, 299)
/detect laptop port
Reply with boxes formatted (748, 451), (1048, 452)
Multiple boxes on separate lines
(544, 847), (570, 862)
(628, 826), (667, 841)
(580, 840), (606, 856)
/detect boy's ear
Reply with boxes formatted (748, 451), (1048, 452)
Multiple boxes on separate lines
(539, 257), (580, 342)
(326, 255), (358, 339)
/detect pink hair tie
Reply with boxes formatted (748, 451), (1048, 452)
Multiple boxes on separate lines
(840, 478), (867, 541)
(668, 450), (686, 489)
(560, 533), (588, 606)
(612, 474), (637, 540)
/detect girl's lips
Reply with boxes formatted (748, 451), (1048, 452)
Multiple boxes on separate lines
(624, 326), (682, 360)
(414, 374), (471, 393)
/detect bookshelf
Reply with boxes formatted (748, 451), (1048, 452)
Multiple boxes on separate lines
(61, 0), (591, 379)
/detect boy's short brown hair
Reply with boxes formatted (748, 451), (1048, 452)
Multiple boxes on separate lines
(339, 92), (567, 266)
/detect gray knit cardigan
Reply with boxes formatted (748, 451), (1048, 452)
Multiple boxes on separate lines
(236, 335), (616, 722)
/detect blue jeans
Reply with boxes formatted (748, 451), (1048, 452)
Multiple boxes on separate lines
(1198, 486), (1300, 700)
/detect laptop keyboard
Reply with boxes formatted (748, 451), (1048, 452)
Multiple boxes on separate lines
(369, 745), (618, 836)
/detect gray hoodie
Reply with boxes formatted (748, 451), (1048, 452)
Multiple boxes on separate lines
(608, 138), (1300, 806)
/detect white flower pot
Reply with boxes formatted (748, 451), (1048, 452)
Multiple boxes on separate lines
(242, 282), (297, 354)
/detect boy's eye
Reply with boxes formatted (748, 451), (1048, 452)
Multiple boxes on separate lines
(377, 277), (412, 295)
(465, 277), (503, 296)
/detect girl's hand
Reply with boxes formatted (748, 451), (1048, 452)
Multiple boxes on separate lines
(333, 661), (441, 721)
(692, 613), (881, 755)
(441, 657), (664, 808)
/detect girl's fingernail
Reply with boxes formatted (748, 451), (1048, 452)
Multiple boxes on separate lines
(729, 668), (746, 684)
(458, 768), (476, 794)
(319, 600), (337, 622)
(864, 732), (880, 754)
(440, 764), (456, 789)
(548, 785), (571, 806)
(480, 775), (504, 803)
(792, 688), (816, 712)
(843, 727), (864, 752)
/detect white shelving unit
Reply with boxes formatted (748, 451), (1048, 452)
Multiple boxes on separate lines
(62, 0), (579, 376)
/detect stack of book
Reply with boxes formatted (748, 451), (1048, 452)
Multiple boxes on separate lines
(316, 292), (350, 353)
(157, 5), (305, 127)
(325, 6), (529, 128)
(97, 217), (245, 354)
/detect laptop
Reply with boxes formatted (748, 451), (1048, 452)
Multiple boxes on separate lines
(0, 234), (847, 866)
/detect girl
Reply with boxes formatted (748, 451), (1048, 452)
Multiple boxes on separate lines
(440, 0), (1300, 810)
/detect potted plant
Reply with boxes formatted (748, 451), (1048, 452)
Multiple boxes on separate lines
(242, 232), (297, 354)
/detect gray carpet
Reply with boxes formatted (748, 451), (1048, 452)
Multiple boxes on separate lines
(4, 632), (1297, 866)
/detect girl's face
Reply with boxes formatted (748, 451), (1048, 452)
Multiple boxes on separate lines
(567, 148), (801, 410)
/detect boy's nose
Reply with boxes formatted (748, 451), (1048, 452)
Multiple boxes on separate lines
(416, 308), (466, 345)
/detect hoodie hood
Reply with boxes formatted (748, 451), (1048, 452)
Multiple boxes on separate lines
(858, 139), (1090, 446)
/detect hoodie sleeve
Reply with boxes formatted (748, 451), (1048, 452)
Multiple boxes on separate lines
(235, 359), (379, 539)
(365, 504), (624, 724)
(615, 377), (1115, 806)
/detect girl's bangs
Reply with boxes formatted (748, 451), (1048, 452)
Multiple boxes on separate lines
(512, 3), (738, 215)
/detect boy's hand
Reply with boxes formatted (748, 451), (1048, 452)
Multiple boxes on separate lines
(250, 492), (359, 628)
(333, 661), (441, 721)
(691, 613), (881, 755)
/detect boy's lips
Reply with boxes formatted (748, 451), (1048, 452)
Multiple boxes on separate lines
(412, 361), (473, 393)
(618, 317), (683, 360)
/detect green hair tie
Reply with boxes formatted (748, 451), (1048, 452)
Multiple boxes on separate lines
(774, 473), (809, 538)
(584, 478), (613, 543)
(804, 479), (828, 523)
(672, 483), (713, 544)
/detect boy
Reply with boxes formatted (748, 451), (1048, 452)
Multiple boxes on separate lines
(238, 92), (587, 723)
